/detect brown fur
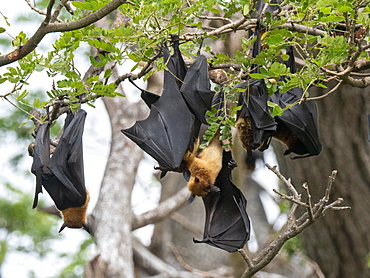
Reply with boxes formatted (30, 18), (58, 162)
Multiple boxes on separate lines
(236, 117), (254, 154)
(60, 190), (90, 229)
(274, 124), (306, 154)
(185, 137), (223, 197)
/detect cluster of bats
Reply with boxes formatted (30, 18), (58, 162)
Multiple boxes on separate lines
(29, 28), (322, 253)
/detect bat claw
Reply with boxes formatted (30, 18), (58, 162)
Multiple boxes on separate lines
(59, 222), (67, 233)
(83, 223), (91, 234)
(188, 194), (196, 204)
(227, 159), (237, 170)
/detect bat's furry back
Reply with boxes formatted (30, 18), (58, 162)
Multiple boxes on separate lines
(59, 190), (90, 233)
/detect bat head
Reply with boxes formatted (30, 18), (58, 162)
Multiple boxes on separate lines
(187, 166), (220, 197)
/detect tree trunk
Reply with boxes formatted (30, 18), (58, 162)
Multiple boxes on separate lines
(86, 96), (145, 278)
(273, 83), (370, 278)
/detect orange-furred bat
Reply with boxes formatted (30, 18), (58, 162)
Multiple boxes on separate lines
(31, 109), (90, 233)
(185, 136), (224, 198)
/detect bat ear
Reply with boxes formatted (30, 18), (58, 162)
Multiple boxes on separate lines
(209, 185), (220, 193)
(83, 223), (91, 234)
(59, 222), (67, 233)
(187, 194), (196, 204)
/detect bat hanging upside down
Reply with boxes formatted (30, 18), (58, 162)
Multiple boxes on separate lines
(184, 135), (224, 199)
(31, 109), (90, 233)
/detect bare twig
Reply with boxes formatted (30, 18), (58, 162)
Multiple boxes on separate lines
(302, 182), (314, 222)
(306, 80), (343, 101)
(239, 167), (350, 278)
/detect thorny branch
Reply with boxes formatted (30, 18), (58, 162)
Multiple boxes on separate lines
(238, 164), (350, 278)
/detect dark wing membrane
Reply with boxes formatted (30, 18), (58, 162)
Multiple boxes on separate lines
(47, 109), (87, 208)
(274, 88), (322, 156)
(194, 151), (250, 252)
(122, 46), (195, 171)
(270, 46), (322, 157)
(236, 79), (277, 150)
(128, 78), (160, 108)
(170, 34), (188, 88)
(31, 123), (51, 208)
(180, 55), (215, 124)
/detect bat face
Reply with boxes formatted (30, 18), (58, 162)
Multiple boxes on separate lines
(31, 109), (90, 233)
(186, 136), (223, 197)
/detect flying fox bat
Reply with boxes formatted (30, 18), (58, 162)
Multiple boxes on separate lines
(123, 38), (216, 177)
(235, 21), (277, 156)
(194, 151), (250, 252)
(270, 46), (322, 158)
(122, 45), (196, 174)
(185, 135), (224, 199)
(31, 109), (90, 233)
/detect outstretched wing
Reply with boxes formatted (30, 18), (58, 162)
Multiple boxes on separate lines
(194, 151), (250, 252)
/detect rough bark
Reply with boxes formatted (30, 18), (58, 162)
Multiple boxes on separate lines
(273, 83), (370, 278)
(86, 96), (146, 278)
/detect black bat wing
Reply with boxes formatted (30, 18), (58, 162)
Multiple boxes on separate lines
(271, 45), (322, 157)
(194, 151), (250, 252)
(46, 109), (87, 210)
(31, 122), (51, 208)
(122, 46), (195, 171)
(128, 78), (160, 108)
(180, 55), (215, 124)
(236, 79), (277, 149)
(277, 88), (322, 156)
(170, 34), (187, 88)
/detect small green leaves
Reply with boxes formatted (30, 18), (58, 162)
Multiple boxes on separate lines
(12, 31), (27, 47)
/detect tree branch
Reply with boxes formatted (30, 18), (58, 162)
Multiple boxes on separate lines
(0, 0), (134, 67)
(239, 165), (350, 278)
(132, 187), (189, 230)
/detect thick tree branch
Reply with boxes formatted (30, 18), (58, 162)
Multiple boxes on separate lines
(0, 0), (134, 67)
(132, 187), (189, 230)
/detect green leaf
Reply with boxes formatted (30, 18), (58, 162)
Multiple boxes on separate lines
(250, 73), (265, 79)
(243, 4), (250, 15)
(339, 6), (352, 13)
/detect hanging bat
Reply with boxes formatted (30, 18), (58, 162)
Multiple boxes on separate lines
(185, 135), (224, 199)
(193, 150), (250, 252)
(31, 109), (90, 233)
(235, 21), (277, 156)
(122, 45), (196, 174)
(270, 46), (322, 158)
